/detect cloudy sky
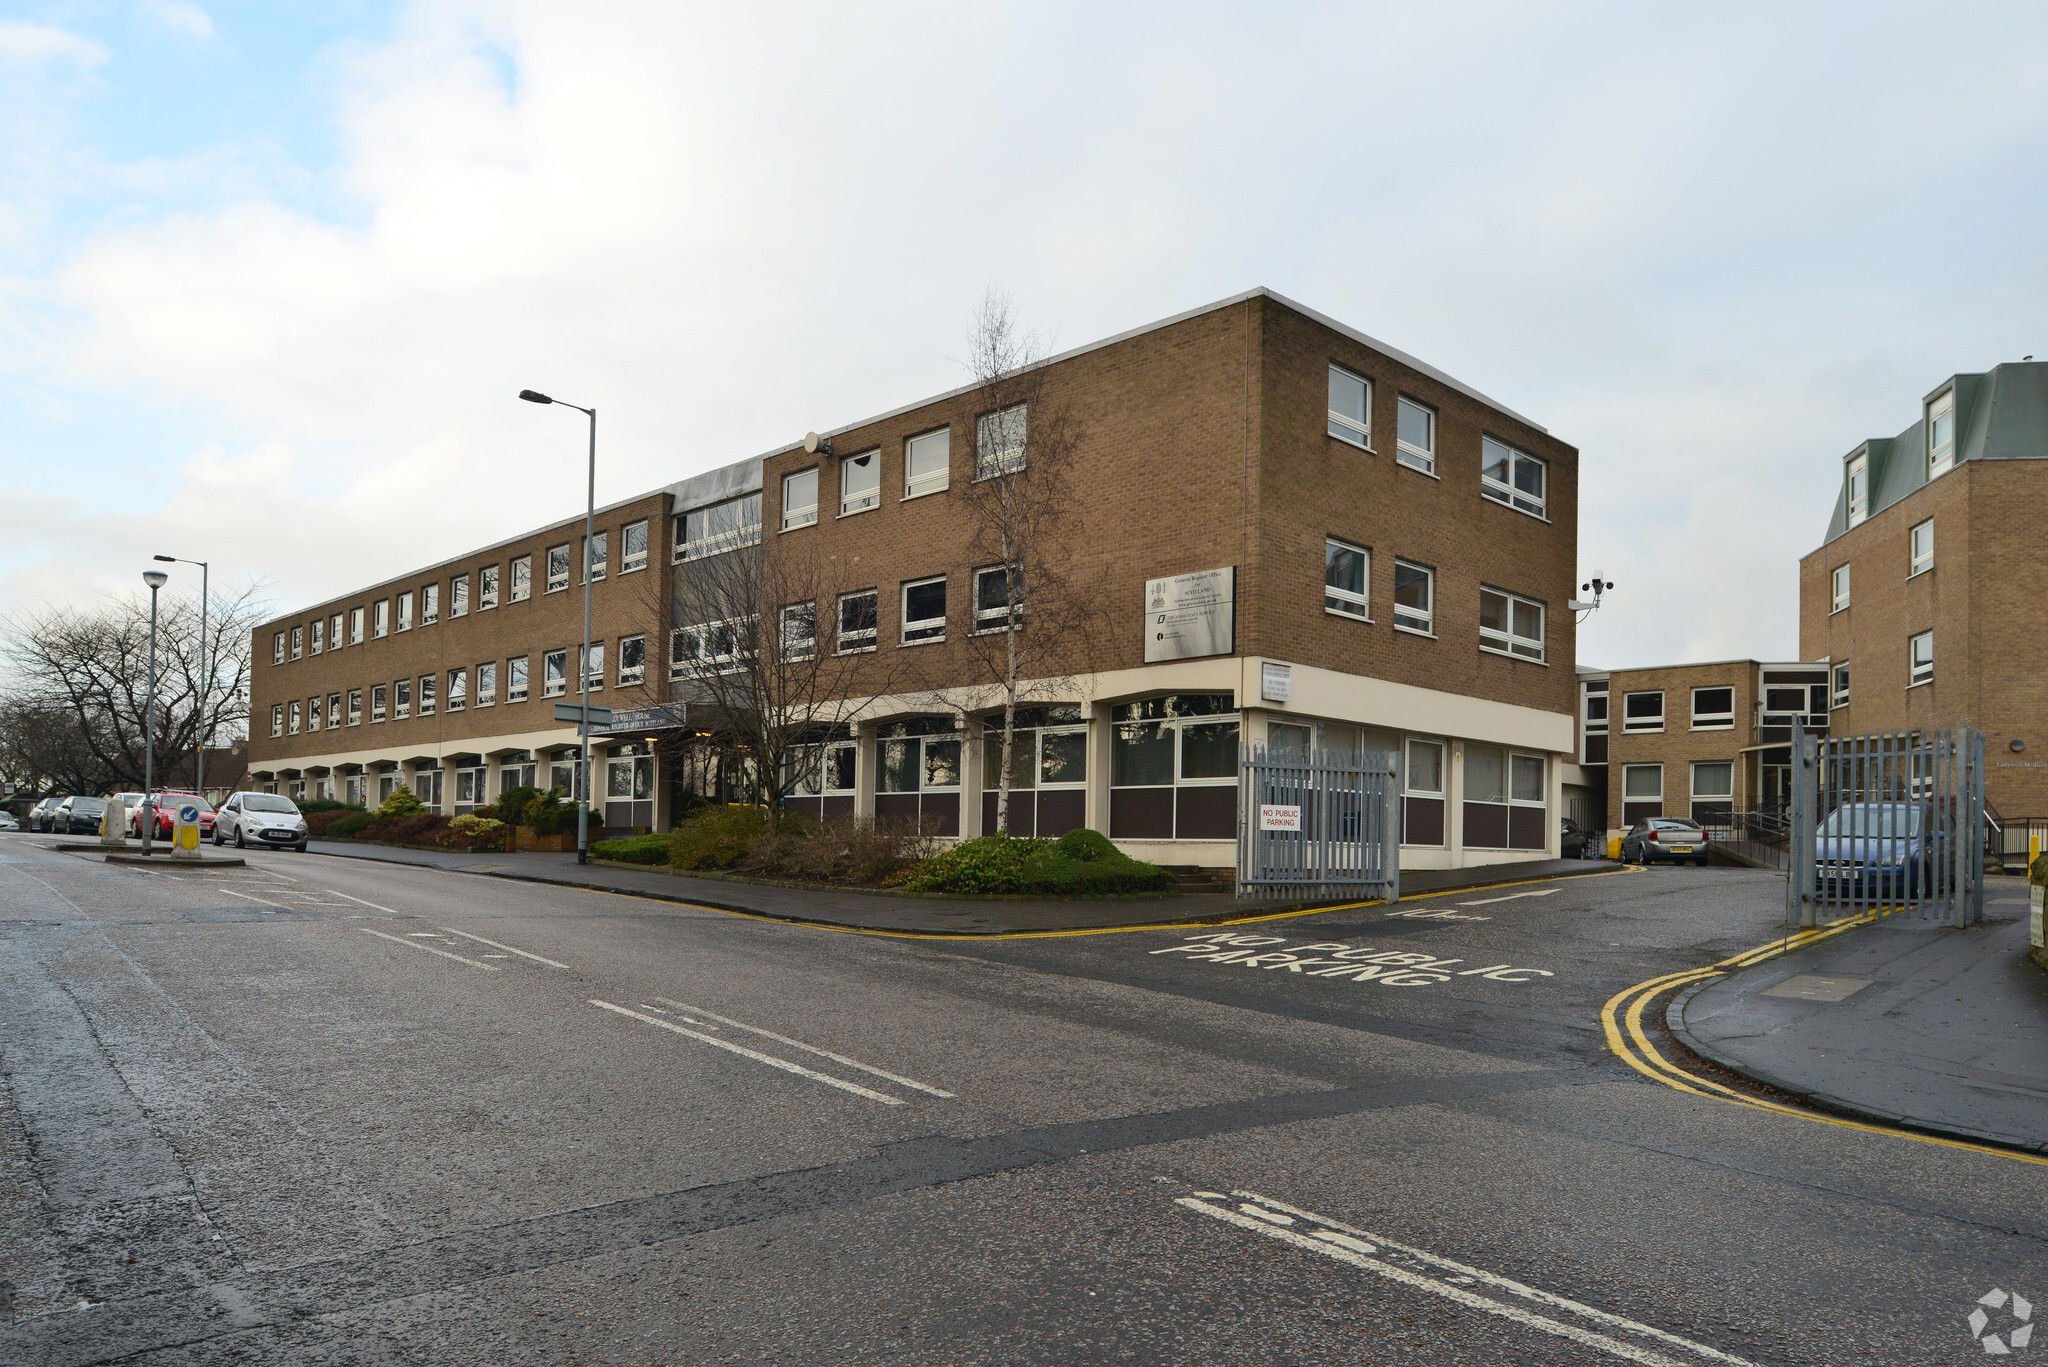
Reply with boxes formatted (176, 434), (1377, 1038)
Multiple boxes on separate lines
(3, 1), (2044, 671)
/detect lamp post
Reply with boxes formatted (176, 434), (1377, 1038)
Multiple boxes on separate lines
(519, 388), (598, 864)
(142, 568), (169, 853)
(153, 554), (209, 800)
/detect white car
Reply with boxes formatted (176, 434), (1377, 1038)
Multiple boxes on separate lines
(0, 811), (18, 831)
(214, 792), (310, 851)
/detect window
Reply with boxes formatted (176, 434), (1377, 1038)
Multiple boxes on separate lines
(976, 405), (1027, 477)
(1928, 390), (1955, 477)
(1479, 587), (1545, 662)
(511, 554), (532, 601)
(1846, 452), (1868, 527)
(326, 692), (341, 729)
(1327, 365), (1370, 448)
(543, 650), (568, 697)
(290, 626), (303, 660)
(330, 613), (343, 649)
(310, 620), (323, 655)
(974, 565), (1019, 632)
(1110, 697), (1239, 804)
(837, 590), (878, 653)
(1831, 661), (1849, 710)
(418, 673), (436, 716)
(678, 493), (763, 558)
(451, 573), (469, 617)
(507, 656), (528, 703)
(1624, 764), (1663, 801)
(370, 601), (389, 638)
(781, 469), (819, 530)
(622, 520), (648, 573)
(1324, 537), (1369, 619)
(1393, 560), (1434, 635)
(350, 607), (364, 644)
(272, 632), (285, 664)
(1582, 681), (1609, 764)
(781, 602), (815, 661)
(1691, 687), (1734, 730)
(1691, 761), (1734, 821)
(1396, 397), (1435, 474)
(841, 450), (881, 515)
(1909, 519), (1933, 576)
(1909, 631), (1933, 687)
(618, 634), (645, 686)
(902, 576), (947, 644)
(480, 564), (500, 609)
(1481, 437), (1546, 517)
(396, 591), (412, 631)
(1510, 753), (1547, 805)
(347, 689), (362, 725)
(371, 684), (387, 722)
(477, 662), (497, 706)
(584, 531), (607, 582)
(1623, 691), (1665, 732)
(394, 678), (411, 719)
(447, 668), (466, 712)
(1831, 564), (1850, 613)
(422, 583), (438, 624)
(583, 643), (604, 690)
(1406, 739), (1444, 795)
(1402, 737), (1446, 847)
(905, 428), (950, 498)
(546, 545), (570, 593)
(270, 703), (283, 737)
(670, 620), (748, 677)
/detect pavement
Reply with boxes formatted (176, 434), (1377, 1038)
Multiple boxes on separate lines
(302, 838), (1616, 933)
(1674, 876), (2048, 1152)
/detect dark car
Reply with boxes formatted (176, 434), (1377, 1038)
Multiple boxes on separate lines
(131, 792), (216, 841)
(1560, 816), (1596, 859)
(28, 796), (65, 833)
(1815, 802), (1951, 896)
(56, 796), (108, 836)
(1620, 817), (1710, 866)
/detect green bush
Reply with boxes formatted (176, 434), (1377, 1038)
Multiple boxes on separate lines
(378, 788), (426, 817)
(668, 806), (770, 869)
(593, 832), (672, 864)
(904, 829), (1172, 896)
(1055, 827), (1118, 861)
(2032, 852), (2047, 887)
(326, 811), (375, 839)
(902, 834), (1041, 894)
(440, 814), (506, 851)
(295, 799), (363, 816)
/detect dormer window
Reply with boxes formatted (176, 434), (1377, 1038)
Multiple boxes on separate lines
(1928, 390), (1955, 477)
(1846, 451), (1868, 527)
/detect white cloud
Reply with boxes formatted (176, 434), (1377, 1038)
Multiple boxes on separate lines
(138, 1), (214, 41)
(0, 20), (106, 68)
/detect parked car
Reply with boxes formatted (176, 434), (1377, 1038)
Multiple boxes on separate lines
(131, 792), (216, 841)
(0, 811), (19, 831)
(56, 795), (108, 836)
(1560, 816), (1597, 859)
(214, 792), (308, 851)
(1620, 817), (1711, 866)
(1815, 802), (1950, 895)
(28, 797), (65, 833)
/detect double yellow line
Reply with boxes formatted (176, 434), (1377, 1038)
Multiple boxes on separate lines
(1603, 909), (2048, 1166)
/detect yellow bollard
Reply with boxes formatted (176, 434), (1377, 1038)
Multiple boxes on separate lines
(2032, 829), (2042, 871)
(1608, 834), (1623, 861)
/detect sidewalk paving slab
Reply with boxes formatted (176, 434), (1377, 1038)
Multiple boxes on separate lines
(1672, 877), (2048, 1152)
(300, 841), (1616, 935)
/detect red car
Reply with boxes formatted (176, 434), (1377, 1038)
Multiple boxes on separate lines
(131, 793), (216, 841)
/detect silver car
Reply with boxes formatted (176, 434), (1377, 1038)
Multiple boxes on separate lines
(214, 792), (310, 851)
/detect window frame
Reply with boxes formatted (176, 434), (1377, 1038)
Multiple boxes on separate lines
(310, 619), (323, 655)
(836, 589), (879, 654)
(1623, 763), (1664, 802)
(394, 678), (411, 719)
(676, 493), (764, 558)
(270, 703), (283, 737)
(780, 602), (816, 661)
(1831, 563), (1850, 613)
(371, 684), (387, 723)
(621, 520), (649, 574)
(1393, 559), (1434, 636)
(780, 469), (819, 531)
(290, 626), (303, 660)
(326, 691), (341, 728)
(347, 689), (362, 726)
(476, 662), (497, 707)
(1479, 586), (1546, 663)
(374, 601), (389, 638)
(1480, 436), (1547, 518)
(396, 591), (412, 632)
(417, 673), (436, 716)
(583, 643), (603, 692)
(272, 632), (285, 665)
(1622, 690), (1666, 733)
(975, 404), (1027, 478)
(1690, 687), (1735, 731)
(330, 613), (344, 649)
(543, 649), (568, 698)
(546, 545), (570, 594)
(1690, 760), (1734, 803)
(1395, 395), (1436, 475)
(1404, 738), (1445, 797)
(973, 565), (1020, 633)
(1326, 364), (1371, 449)
(480, 563), (500, 610)
(1909, 519), (1933, 577)
(904, 427), (950, 499)
(1909, 631), (1934, 688)
(1323, 536), (1370, 621)
(507, 656), (529, 703)
(583, 530), (607, 583)
(900, 575), (947, 645)
(450, 573), (469, 617)
(1846, 452), (1869, 527)
(670, 619), (749, 679)
(421, 583), (438, 625)
(840, 449), (882, 517)
(1831, 661), (1849, 710)
(511, 554), (532, 602)
(1928, 389), (1955, 478)
(447, 667), (467, 713)
(617, 634), (645, 686)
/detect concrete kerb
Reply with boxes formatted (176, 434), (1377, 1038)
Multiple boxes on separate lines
(102, 852), (246, 868)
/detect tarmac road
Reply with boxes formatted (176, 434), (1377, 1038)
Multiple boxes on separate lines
(1, 839), (2042, 1364)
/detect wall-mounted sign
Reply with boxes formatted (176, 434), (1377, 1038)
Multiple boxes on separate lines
(1144, 567), (1235, 663)
(592, 704), (686, 737)
(1261, 661), (1292, 703)
(1258, 804), (1302, 832)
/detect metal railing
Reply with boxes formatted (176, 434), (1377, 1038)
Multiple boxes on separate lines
(1985, 808), (2048, 872)
(1694, 807), (1791, 870)
(1237, 745), (1400, 902)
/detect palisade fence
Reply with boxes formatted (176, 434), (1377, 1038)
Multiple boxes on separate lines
(1694, 808), (1792, 870)
(1236, 745), (1400, 902)
(1786, 723), (1985, 930)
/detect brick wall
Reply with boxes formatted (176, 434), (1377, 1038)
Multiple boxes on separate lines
(1600, 661), (1756, 826)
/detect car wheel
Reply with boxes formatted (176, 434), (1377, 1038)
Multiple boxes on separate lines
(293, 843), (307, 853)
(234, 827), (246, 849)
(212, 826), (222, 846)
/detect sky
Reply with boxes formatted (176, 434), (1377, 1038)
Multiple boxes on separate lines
(2, 0), (2045, 672)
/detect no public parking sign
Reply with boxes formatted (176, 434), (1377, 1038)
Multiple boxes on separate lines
(1258, 804), (1301, 832)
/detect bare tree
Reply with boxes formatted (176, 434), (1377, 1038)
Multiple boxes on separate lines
(0, 585), (260, 793)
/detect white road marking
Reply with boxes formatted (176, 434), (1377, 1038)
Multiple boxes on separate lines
(591, 1000), (905, 1104)
(326, 889), (404, 916)
(359, 927), (501, 971)
(220, 888), (283, 910)
(1150, 934), (1553, 987)
(1186, 1190), (1753, 1366)
(437, 927), (570, 970)
(255, 866), (300, 882)
(657, 999), (955, 1098)
(1457, 889), (1560, 906)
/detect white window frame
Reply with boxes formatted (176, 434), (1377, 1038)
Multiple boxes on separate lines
(1909, 519), (1933, 577)
(1327, 365), (1371, 449)
(374, 601), (389, 638)
(396, 592), (412, 632)
(781, 469), (819, 531)
(1479, 587), (1546, 663)
(307, 696), (321, 731)
(546, 545), (570, 594)
(350, 607), (364, 644)
(621, 520), (649, 573)
(480, 564), (500, 610)
(1928, 389), (1955, 478)
(272, 632), (285, 664)
(904, 427), (950, 499)
(1395, 396), (1435, 475)
(1623, 763), (1663, 804)
(583, 531), (607, 583)
(511, 555), (532, 602)
(1690, 761), (1734, 803)
(1831, 563), (1850, 613)
(1690, 686), (1734, 731)
(780, 602), (816, 661)
(1481, 437), (1547, 518)
(1909, 631), (1933, 688)
(394, 678), (411, 719)
(901, 575), (947, 645)
(347, 689), (362, 725)
(290, 626), (303, 660)
(450, 574), (469, 618)
(1622, 690), (1665, 733)
(310, 620), (323, 655)
(976, 405), (1027, 478)
(973, 565), (1020, 633)
(447, 668), (467, 713)
(476, 662), (497, 707)
(1393, 559), (1434, 636)
(1831, 661), (1849, 710)
(417, 674), (435, 716)
(837, 590), (878, 654)
(422, 583), (438, 625)
(617, 634), (645, 686)
(670, 620), (748, 678)
(677, 493), (765, 558)
(371, 684), (387, 723)
(327, 691), (341, 729)
(1323, 536), (1370, 620)
(1846, 452), (1869, 527)
(330, 613), (343, 649)
(1404, 738), (1445, 797)
(584, 643), (604, 692)
(840, 449), (882, 516)
(270, 704), (283, 738)
(543, 650), (568, 698)
(507, 656), (529, 703)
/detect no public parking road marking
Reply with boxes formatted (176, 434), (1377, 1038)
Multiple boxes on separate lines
(1150, 932), (1552, 987)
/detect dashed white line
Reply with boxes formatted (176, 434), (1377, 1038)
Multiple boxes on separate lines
(657, 999), (955, 1098)
(359, 927), (501, 971)
(437, 927), (570, 970)
(325, 889), (405, 916)
(591, 1000), (904, 1104)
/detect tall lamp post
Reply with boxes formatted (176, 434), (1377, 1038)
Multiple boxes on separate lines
(153, 554), (209, 800)
(518, 388), (598, 864)
(142, 568), (169, 853)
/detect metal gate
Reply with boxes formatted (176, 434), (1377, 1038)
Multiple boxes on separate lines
(1786, 723), (1984, 929)
(1237, 745), (1400, 901)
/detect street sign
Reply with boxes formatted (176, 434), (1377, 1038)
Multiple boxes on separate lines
(1258, 804), (1302, 832)
(554, 702), (614, 727)
(591, 704), (684, 736)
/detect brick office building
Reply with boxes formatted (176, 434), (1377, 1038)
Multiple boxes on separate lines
(249, 288), (1583, 868)
(1798, 360), (2048, 817)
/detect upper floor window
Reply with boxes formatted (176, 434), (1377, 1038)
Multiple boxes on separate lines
(1327, 365), (1370, 448)
(1928, 390), (1955, 477)
(371, 683), (387, 722)
(1831, 564), (1850, 613)
(310, 620), (323, 655)
(393, 678), (411, 719)
(1396, 397), (1435, 475)
(546, 545), (570, 593)
(974, 565), (1019, 632)
(781, 470), (818, 531)
(476, 662), (497, 706)
(1324, 537), (1369, 620)
(781, 602), (816, 661)
(506, 656), (528, 703)
(902, 576), (947, 644)
(841, 450), (881, 516)
(422, 583), (439, 624)
(347, 689), (362, 725)
(905, 428), (950, 498)
(1831, 661), (1850, 710)
(374, 600), (389, 637)
(479, 564), (499, 609)
(396, 591), (413, 631)
(1909, 519), (1933, 576)
(447, 668), (466, 713)
(1479, 587), (1545, 662)
(511, 555), (531, 602)
(1909, 631), (1934, 687)
(1623, 690), (1665, 732)
(1394, 560), (1434, 635)
(622, 520), (648, 573)
(350, 607), (364, 644)
(837, 589), (878, 653)
(290, 626), (303, 660)
(1481, 437), (1546, 518)
(543, 649), (568, 697)
(584, 531), (607, 582)
(451, 574), (469, 617)
(976, 405), (1027, 477)
(618, 634), (645, 686)
(272, 632), (285, 664)
(330, 613), (343, 649)
(583, 643), (604, 690)
(287, 700), (301, 734)
(1691, 687), (1734, 730)
(1846, 452), (1869, 527)
(670, 620), (747, 678)
(417, 673), (436, 716)
(270, 703), (283, 737)
(677, 492), (763, 558)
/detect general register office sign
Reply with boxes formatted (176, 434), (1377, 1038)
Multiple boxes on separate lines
(1144, 567), (1235, 663)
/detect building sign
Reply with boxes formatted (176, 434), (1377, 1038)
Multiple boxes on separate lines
(1144, 567), (1235, 663)
(1258, 804), (1302, 832)
(592, 704), (687, 737)
(1261, 661), (1292, 703)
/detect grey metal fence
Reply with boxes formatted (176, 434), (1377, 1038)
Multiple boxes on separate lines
(1694, 808), (1791, 870)
(1786, 723), (1984, 929)
(1236, 745), (1400, 902)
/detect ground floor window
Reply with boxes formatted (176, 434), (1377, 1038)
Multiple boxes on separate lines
(1109, 693), (1237, 841)
(605, 743), (656, 830)
(1404, 738), (1447, 846)
(499, 751), (536, 795)
(549, 756), (588, 802)
(876, 718), (962, 836)
(1622, 763), (1663, 825)
(1690, 761), (1733, 825)
(786, 737), (857, 821)
(412, 767), (443, 811)
(454, 766), (487, 808)
(983, 705), (1087, 837)
(344, 775), (366, 806)
(1463, 744), (1547, 849)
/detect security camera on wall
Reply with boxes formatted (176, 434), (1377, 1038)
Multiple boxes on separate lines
(1570, 571), (1614, 614)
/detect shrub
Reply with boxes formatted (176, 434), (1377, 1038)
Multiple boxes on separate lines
(497, 786), (540, 828)
(904, 828), (1172, 896)
(306, 809), (366, 839)
(593, 832), (671, 864)
(1055, 827), (1118, 861)
(326, 811), (375, 839)
(378, 788), (426, 818)
(295, 799), (363, 816)
(2032, 852), (2047, 887)
(439, 814), (506, 851)
(668, 805), (770, 869)
(902, 834), (1041, 895)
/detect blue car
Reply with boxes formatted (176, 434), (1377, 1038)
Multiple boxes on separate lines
(1814, 802), (1954, 896)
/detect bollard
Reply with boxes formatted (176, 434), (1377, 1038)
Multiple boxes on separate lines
(170, 801), (204, 862)
(101, 797), (128, 847)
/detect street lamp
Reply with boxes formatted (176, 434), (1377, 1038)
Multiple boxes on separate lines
(142, 568), (169, 853)
(519, 387), (599, 864)
(154, 553), (209, 801)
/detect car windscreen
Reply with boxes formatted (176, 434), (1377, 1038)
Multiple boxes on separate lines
(71, 798), (105, 809)
(1650, 820), (1700, 830)
(155, 795), (216, 814)
(1818, 806), (1923, 837)
(242, 795), (299, 814)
